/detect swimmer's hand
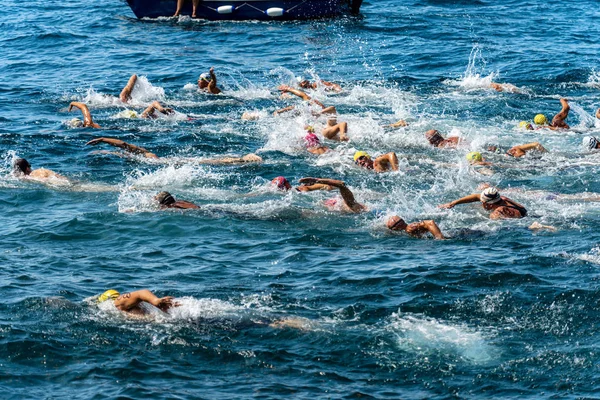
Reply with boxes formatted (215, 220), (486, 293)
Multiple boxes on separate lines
(278, 84), (291, 92)
(438, 202), (455, 209)
(153, 296), (179, 311)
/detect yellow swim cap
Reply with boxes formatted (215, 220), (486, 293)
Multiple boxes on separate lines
(353, 151), (370, 162)
(466, 152), (483, 163)
(126, 110), (139, 119)
(97, 289), (120, 303)
(534, 114), (547, 125)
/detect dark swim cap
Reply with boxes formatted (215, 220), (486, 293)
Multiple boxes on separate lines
(14, 158), (31, 174)
(156, 191), (176, 206)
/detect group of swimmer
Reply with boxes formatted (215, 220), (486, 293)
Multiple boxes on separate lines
(14, 68), (600, 314)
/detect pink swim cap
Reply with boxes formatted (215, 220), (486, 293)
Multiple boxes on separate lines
(304, 133), (321, 148)
(271, 176), (291, 190)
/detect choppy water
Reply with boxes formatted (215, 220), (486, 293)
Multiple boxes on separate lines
(2, 0), (600, 398)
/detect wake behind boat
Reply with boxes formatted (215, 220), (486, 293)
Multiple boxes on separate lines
(125, 0), (363, 20)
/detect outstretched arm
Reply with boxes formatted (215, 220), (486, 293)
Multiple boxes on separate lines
(141, 101), (173, 119)
(551, 98), (570, 128)
(375, 152), (399, 171)
(296, 183), (333, 192)
(299, 178), (362, 212)
(114, 289), (177, 312)
(208, 67), (220, 93)
(69, 102), (99, 128)
(278, 85), (312, 101)
(86, 137), (158, 159)
(119, 74), (138, 103)
(423, 220), (446, 239)
(439, 193), (481, 209)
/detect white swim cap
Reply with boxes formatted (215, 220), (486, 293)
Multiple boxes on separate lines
(582, 136), (598, 151)
(480, 187), (501, 204)
(70, 118), (83, 128)
(199, 73), (210, 82)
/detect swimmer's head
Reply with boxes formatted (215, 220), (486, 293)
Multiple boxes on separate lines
(304, 133), (321, 148)
(124, 110), (139, 119)
(327, 115), (337, 126)
(534, 114), (547, 125)
(386, 215), (407, 231)
(298, 80), (312, 89)
(354, 151), (373, 169)
(271, 176), (292, 191)
(305, 125), (315, 133)
(97, 289), (120, 303)
(582, 136), (599, 151)
(425, 129), (444, 146)
(480, 187), (501, 204)
(13, 158), (32, 175)
(69, 118), (84, 128)
(198, 72), (210, 82)
(353, 151), (370, 162)
(518, 121), (534, 130)
(155, 191), (176, 206)
(466, 152), (483, 163)
(241, 111), (260, 121)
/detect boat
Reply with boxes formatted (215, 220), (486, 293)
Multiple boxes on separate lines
(125, 0), (363, 21)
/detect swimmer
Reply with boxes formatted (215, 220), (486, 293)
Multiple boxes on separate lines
(271, 176), (333, 192)
(68, 102), (100, 128)
(297, 78), (342, 93)
(321, 116), (348, 141)
(119, 74), (138, 103)
(97, 289), (178, 316)
(439, 187), (527, 219)
(13, 158), (68, 182)
(486, 142), (547, 158)
(275, 85), (337, 115)
(466, 152), (492, 166)
(140, 101), (176, 119)
(353, 151), (398, 172)
(583, 136), (600, 151)
(425, 129), (465, 149)
(533, 98), (571, 130)
(174, 0), (200, 17)
(386, 216), (446, 239)
(198, 67), (222, 94)
(155, 191), (200, 209)
(86, 137), (262, 163)
(489, 82), (519, 93)
(299, 177), (367, 214)
(303, 126), (330, 155)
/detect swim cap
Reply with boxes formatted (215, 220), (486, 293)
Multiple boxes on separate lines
(534, 114), (547, 125)
(125, 110), (138, 119)
(271, 176), (291, 190)
(13, 158), (31, 174)
(582, 136), (599, 151)
(518, 121), (533, 130)
(466, 152), (483, 163)
(199, 73), (210, 82)
(304, 133), (321, 148)
(156, 191), (176, 206)
(305, 125), (315, 133)
(386, 215), (407, 231)
(97, 289), (120, 303)
(480, 187), (501, 204)
(70, 118), (84, 128)
(353, 151), (371, 162)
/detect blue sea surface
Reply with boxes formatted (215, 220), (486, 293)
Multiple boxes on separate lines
(2, 0), (600, 398)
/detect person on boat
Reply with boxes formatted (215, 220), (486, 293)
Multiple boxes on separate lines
(68, 102), (101, 128)
(298, 177), (367, 214)
(174, 0), (200, 17)
(13, 158), (68, 182)
(271, 176), (334, 192)
(322, 116), (348, 141)
(85, 137), (262, 163)
(155, 191), (200, 209)
(533, 98), (571, 130)
(386, 215), (446, 239)
(297, 78), (342, 93)
(97, 289), (178, 315)
(486, 142), (548, 158)
(425, 129), (465, 149)
(274, 85), (336, 115)
(439, 187), (527, 219)
(353, 151), (398, 172)
(583, 136), (600, 151)
(303, 126), (330, 155)
(198, 67), (222, 94)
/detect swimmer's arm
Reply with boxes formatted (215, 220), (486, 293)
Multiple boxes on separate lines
(278, 85), (311, 101)
(376, 152), (399, 171)
(115, 289), (177, 312)
(388, 119), (408, 128)
(296, 183), (333, 192)
(439, 193), (480, 209)
(422, 220), (446, 240)
(68, 102), (98, 128)
(208, 67), (221, 94)
(86, 137), (158, 159)
(141, 101), (172, 119)
(196, 153), (262, 165)
(321, 80), (342, 92)
(596, 108), (600, 119)
(119, 74), (137, 103)
(300, 178), (360, 211)
(273, 106), (296, 115)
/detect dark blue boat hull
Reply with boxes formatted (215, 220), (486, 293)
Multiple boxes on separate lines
(125, 0), (362, 20)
